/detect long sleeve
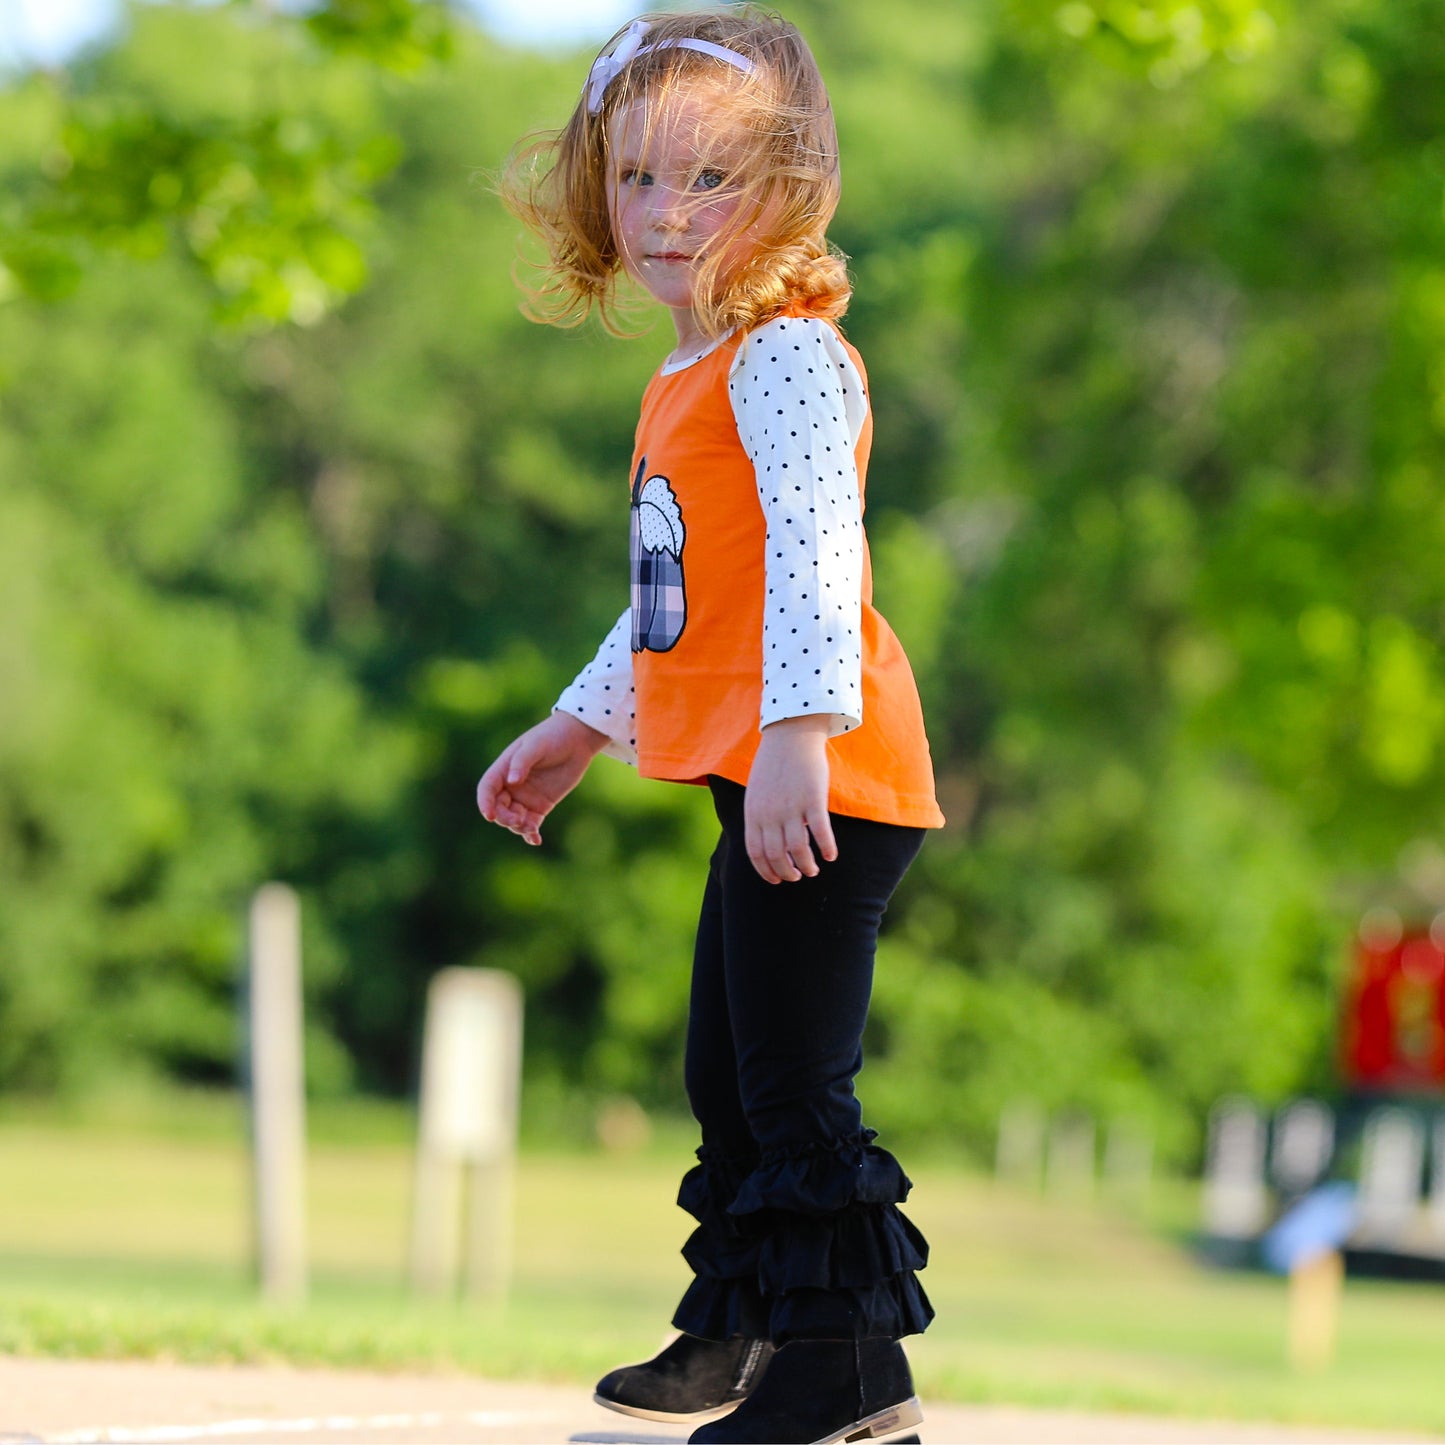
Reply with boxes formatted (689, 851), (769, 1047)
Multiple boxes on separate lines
(728, 316), (867, 735)
(553, 609), (638, 765)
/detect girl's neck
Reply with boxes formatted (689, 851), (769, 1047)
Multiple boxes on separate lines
(665, 310), (722, 368)
(667, 305), (709, 362)
(661, 332), (734, 374)
(665, 337), (715, 369)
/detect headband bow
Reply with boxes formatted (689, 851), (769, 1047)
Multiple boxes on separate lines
(584, 18), (651, 115)
(584, 19), (757, 116)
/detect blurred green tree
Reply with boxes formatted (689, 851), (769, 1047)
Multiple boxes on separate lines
(1, 0), (451, 324)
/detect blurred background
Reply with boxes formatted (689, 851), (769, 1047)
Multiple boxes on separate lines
(2, 0), (1444, 1433)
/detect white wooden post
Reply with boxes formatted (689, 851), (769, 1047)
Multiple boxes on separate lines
(411, 968), (523, 1301)
(1103, 1119), (1154, 1212)
(247, 882), (308, 1303)
(1430, 1115), (1445, 1245)
(995, 1101), (1045, 1189)
(1356, 1107), (1425, 1247)
(1270, 1099), (1335, 1196)
(1202, 1097), (1268, 1239)
(1046, 1112), (1096, 1203)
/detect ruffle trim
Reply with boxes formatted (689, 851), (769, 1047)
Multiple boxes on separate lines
(769, 1274), (935, 1345)
(757, 1202), (927, 1291)
(674, 1269), (934, 1344)
(672, 1133), (932, 1342)
(673, 1271), (768, 1342)
(727, 1129), (915, 1219)
(678, 1146), (760, 1230)
(674, 1145), (770, 1338)
(678, 1145), (762, 1280)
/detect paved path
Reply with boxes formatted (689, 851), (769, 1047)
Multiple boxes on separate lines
(0, 1358), (1437, 1445)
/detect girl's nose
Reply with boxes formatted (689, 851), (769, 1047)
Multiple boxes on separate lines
(651, 186), (691, 231)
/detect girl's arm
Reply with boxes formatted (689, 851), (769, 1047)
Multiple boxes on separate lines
(733, 316), (867, 738)
(745, 715), (839, 884)
(730, 316), (868, 883)
(476, 711), (609, 846)
(477, 609), (634, 844)
(553, 609), (638, 764)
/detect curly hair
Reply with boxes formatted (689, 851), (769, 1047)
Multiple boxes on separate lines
(500, 6), (849, 338)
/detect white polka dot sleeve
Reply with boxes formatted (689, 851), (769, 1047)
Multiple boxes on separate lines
(553, 608), (638, 766)
(729, 315), (867, 736)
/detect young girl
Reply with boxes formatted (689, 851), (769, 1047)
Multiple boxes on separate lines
(478, 10), (943, 1443)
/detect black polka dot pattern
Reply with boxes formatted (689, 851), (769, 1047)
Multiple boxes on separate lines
(554, 610), (638, 764)
(555, 318), (867, 759)
(729, 316), (866, 735)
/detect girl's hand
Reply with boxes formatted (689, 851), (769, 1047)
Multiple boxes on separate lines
(477, 712), (609, 846)
(744, 716), (839, 884)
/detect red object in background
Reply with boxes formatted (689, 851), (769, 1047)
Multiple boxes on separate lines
(1342, 918), (1445, 1093)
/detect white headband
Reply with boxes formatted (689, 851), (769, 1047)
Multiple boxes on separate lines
(585, 19), (756, 115)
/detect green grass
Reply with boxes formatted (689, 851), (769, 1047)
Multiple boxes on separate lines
(1, 1092), (1443, 1436)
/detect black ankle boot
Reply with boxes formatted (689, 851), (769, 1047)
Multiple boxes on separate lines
(688, 1337), (923, 1444)
(594, 1333), (775, 1423)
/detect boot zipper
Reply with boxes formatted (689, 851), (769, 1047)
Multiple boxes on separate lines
(731, 1338), (767, 1393)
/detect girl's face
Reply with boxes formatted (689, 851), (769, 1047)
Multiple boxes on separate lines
(607, 87), (755, 353)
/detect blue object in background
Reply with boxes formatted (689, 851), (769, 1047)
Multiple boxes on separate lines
(1261, 1180), (1359, 1274)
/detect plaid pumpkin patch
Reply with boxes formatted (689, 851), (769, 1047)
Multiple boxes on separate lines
(630, 457), (687, 653)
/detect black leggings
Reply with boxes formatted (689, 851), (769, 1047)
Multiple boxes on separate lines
(670, 776), (933, 1345)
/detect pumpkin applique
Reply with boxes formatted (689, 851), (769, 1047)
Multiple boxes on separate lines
(630, 456), (687, 653)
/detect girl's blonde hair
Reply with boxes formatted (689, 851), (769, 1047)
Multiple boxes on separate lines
(501, 6), (848, 338)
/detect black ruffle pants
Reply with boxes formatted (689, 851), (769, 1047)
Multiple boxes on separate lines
(671, 777), (933, 1346)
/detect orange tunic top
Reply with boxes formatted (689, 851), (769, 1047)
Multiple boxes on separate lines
(627, 320), (944, 830)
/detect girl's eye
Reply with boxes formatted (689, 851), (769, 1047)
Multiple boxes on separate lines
(694, 169), (726, 191)
(620, 169), (653, 187)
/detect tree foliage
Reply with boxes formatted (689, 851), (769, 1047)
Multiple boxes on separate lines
(1, 0), (451, 323)
(1, 0), (1441, 1158)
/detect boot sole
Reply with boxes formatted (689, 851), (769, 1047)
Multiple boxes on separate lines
(591, 1390), (742, 1425)
(814, 1394), (925, 1444)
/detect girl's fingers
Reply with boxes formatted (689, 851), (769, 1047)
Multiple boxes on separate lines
(807, 808), (839, 863)
(769, 824), (803, 883)
(784, 818), (819, 878)
(506, 736), (541, 786)
(745, 821), (782, 885)
(482, 782), (546, 844)
(746, 810), (840, 884)
(477, 744), (523, 819)
(476, 767), (505, 819)
(506, 813), (543, 845)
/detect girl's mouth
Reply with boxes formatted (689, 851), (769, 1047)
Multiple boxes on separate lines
(649, 252), (692, 262)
